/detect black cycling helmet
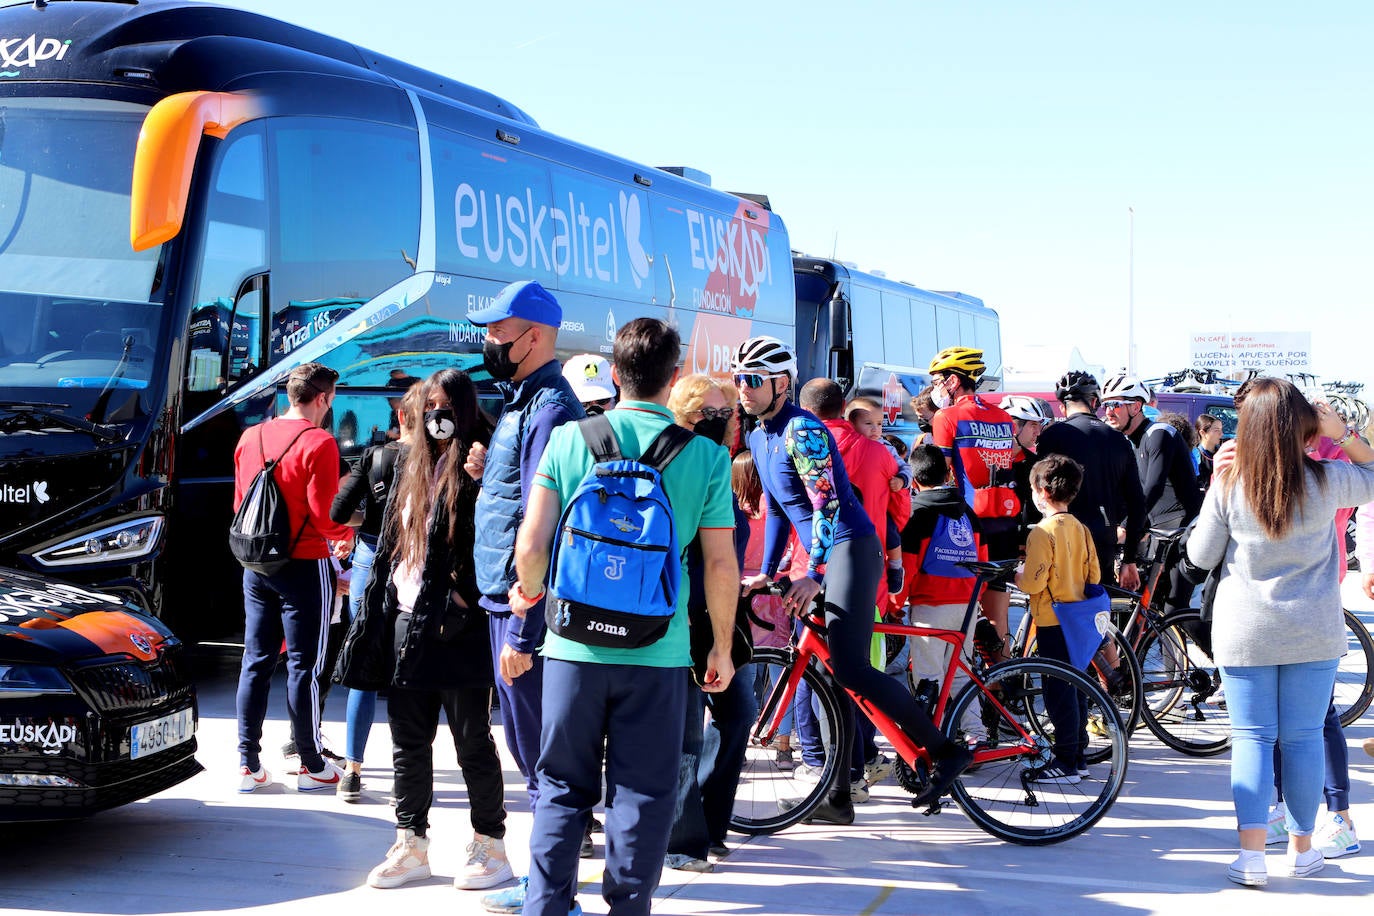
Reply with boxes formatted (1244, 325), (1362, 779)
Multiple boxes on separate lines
(1055, 370), (1100, 404)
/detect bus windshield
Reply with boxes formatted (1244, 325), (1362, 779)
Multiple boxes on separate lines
(0, 97), (164, 401)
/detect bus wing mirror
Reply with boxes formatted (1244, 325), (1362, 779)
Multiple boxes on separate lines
(130, 91), (263, 252)
(827, 293), (851, 386)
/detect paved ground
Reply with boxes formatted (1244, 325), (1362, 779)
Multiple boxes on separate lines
(4, 583), (1374, 916)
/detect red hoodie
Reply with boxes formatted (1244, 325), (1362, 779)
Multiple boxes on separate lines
(233, 417), (352, 560)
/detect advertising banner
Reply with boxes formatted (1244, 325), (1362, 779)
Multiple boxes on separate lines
(1188, 331), (1311, 375)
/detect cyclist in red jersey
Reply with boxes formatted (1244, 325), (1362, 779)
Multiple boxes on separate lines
(926, 347), (1019, 659)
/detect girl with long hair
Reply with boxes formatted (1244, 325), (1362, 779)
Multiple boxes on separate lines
(335, 368), (508, 891)
(1188, 377), (1374, 886)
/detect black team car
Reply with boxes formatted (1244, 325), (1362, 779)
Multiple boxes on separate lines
(0, 567), (201, 821)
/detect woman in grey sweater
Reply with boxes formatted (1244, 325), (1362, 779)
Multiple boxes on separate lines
(1187, 378), (1374, 887)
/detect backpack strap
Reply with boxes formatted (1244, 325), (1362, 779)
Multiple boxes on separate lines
(260, 422), (313, 471)
(367, 443), (400, 499)
(639, 422), (695, 474)
(577, 413), (623, 464)
(258, 421), (316, 556)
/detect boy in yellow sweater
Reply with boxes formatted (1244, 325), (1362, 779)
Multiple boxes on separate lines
(1014, 454), (1100, 785)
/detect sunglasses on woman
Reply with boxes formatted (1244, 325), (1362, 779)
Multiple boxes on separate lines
(732, 373), (773, 389)
(696, 406), (733, 421)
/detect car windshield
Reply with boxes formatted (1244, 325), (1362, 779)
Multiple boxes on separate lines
(0, 97), (164, 407)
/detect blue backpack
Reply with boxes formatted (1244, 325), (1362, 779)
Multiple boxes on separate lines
(919, 510), (979, 579)
(546, 414), (694, 648)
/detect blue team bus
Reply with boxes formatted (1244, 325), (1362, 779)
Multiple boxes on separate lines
(792, 256), (1002, 436)
(0, 0), (794, 639)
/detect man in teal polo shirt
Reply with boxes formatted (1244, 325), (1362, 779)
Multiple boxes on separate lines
(504, 317), (738, 916)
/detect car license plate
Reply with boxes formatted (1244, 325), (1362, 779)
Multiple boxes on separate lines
(130, 708), (194, 760)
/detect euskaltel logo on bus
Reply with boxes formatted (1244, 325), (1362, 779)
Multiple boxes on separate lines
(451, 182), (773, 311)
(454, 184), (655, 290)
(0, 481), (49, 504)
(0, 36), (71, 75)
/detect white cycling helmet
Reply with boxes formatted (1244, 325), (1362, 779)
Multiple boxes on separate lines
(1100, 373), (1152, 403)
(999, 395), (1053, 424)
(731, 335), (798, 381)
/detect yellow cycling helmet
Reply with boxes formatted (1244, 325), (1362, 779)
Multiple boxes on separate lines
(928, 346), (986, 380)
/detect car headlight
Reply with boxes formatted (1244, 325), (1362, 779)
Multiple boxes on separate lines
(29, 514), (164, 569)
(0, 665), (73, 694)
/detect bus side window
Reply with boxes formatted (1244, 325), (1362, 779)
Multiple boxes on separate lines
(849, 284), (883, 371)
(186, 126), (268, 393)
(880, 290), (913, 368)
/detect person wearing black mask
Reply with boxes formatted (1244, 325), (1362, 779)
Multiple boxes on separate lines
(910, 386), (938, 448)
(662, 374), (756, 870)
(461, 281), (585, 905)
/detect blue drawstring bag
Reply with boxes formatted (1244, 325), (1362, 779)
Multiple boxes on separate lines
(1051, 583), (1111, 670)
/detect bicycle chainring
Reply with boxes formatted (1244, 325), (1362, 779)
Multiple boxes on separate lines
(894, 756), (930, 795)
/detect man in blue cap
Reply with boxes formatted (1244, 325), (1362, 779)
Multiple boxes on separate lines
(463, 280), (585, 907)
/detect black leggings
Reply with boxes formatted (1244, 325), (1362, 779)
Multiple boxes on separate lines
(823, 537), (949, 753)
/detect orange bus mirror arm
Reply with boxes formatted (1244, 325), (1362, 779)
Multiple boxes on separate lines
(130, 91), (264, 252)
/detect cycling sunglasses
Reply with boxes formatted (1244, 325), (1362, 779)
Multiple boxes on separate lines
(696, 406), (734, 421)
(1099, 400), (1134, 411)
(733, 373), (775, 389)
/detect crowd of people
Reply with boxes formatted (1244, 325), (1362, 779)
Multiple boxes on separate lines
(227, 279), (1374, 911)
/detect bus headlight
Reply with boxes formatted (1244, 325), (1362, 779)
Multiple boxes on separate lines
(29, 515), (165, 568)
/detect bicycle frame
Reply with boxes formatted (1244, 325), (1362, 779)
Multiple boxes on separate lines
(751, 574), (1036, 775)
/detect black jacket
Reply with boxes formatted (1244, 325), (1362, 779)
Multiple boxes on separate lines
(1036, 412), (1147, 563)
(330, 441), (401, 538)
(1126, 420), (1202, 529)
(334, 458), (491, 692)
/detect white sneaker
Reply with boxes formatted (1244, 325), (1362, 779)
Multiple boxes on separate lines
(1287, 847), (1324, 877)
(1314, 813), (1361, 859)
(368, 828), (431, 888)
(455, 834), (513, 890)
(238, 765), (271, 793)
(1265, 803), (1289, 846)
(850, 781), (870, 803)
(1227, 851), (1267, 887)
(1027, 764), (1080, 786)
(793, 763), (825, 781)
(297, 760), (343, 792)
(863, 753), (894, 787)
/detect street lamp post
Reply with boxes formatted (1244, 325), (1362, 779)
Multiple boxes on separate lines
(1127, 206), (1136, 376)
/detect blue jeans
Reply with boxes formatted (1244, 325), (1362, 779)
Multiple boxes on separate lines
(345, 534), (379, 765)
(1274, 699), (1349, 813)
(527, 660), (685, 916)
(1220, 658), (1339, 835)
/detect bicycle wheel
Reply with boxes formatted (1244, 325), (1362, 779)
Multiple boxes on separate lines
(1023, 624), (1143, 753)
(944, 658), (1127, 845)
(1337, 608), (1374, 726)
(1137, 609), (1230, 756)
(729, 647), (848, 836)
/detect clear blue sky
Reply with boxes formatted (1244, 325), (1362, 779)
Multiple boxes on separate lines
(225, 0), (1374, 391)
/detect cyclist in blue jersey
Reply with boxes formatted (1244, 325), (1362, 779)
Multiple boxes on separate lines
(734, 337), (972, 820)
